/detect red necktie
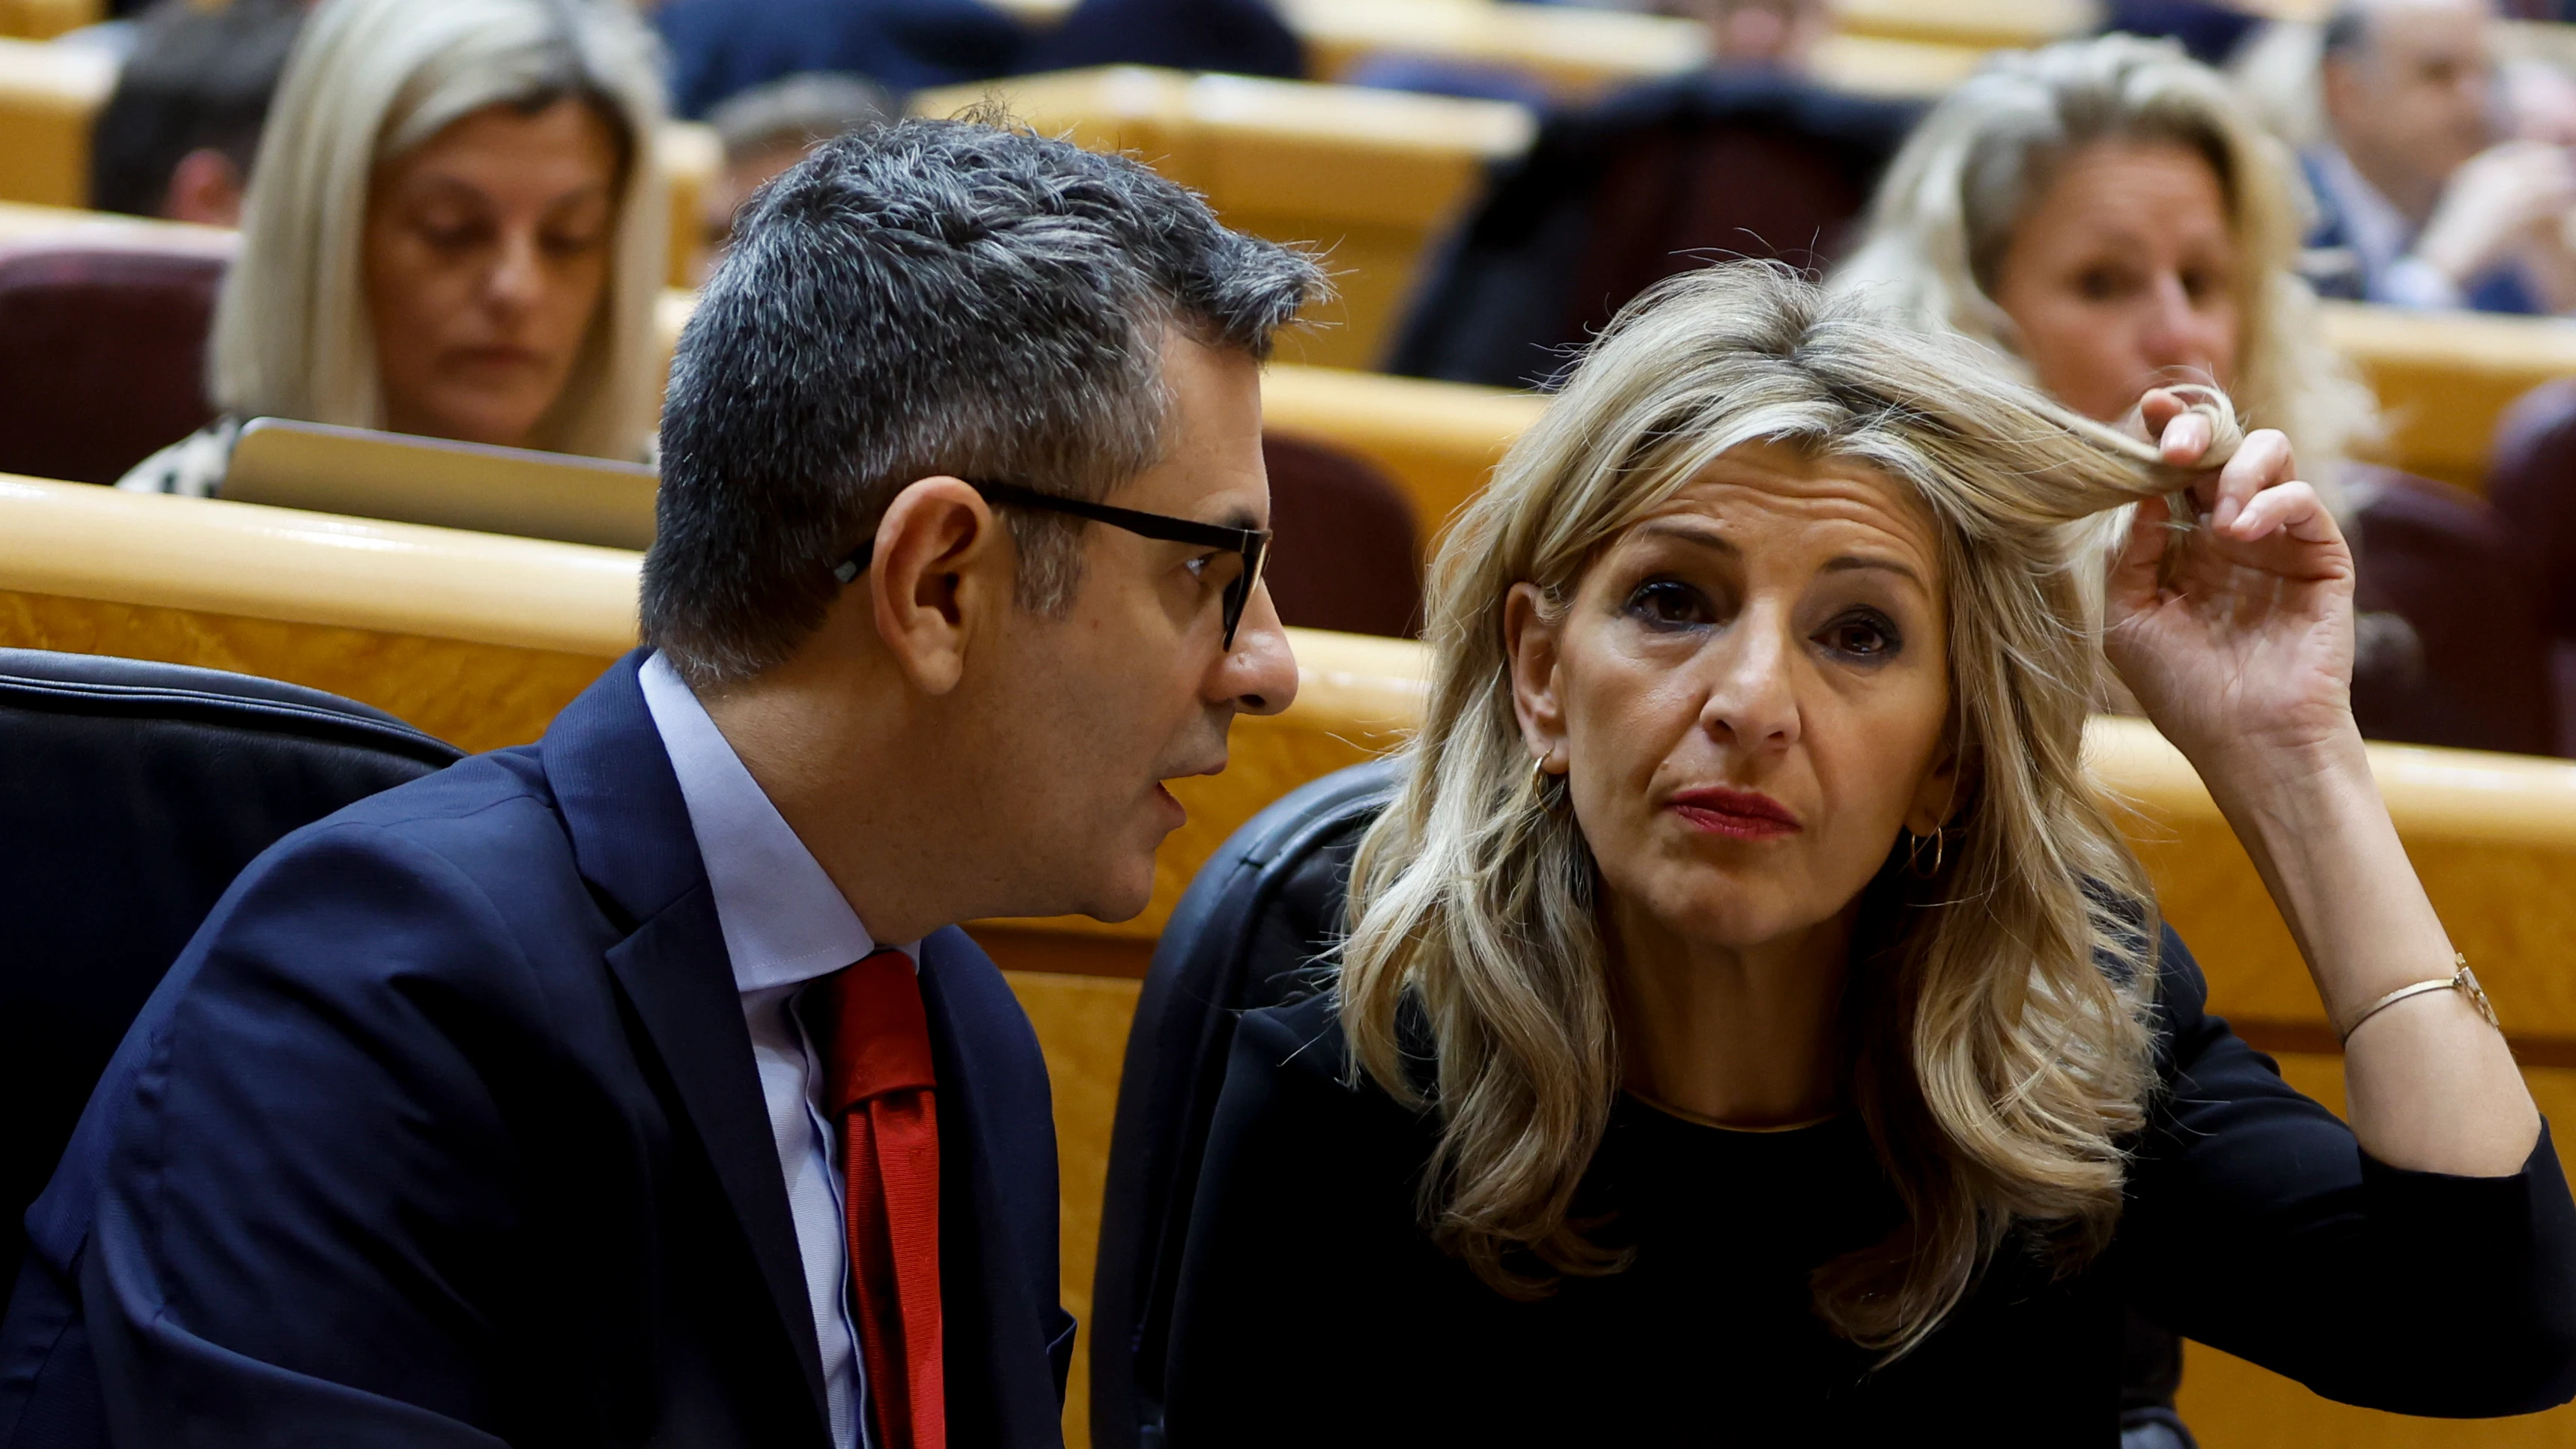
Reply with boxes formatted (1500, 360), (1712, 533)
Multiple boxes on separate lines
(813, 950), (944, 1449)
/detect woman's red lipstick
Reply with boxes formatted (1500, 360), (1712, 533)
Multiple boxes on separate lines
(1668, 787), (1800, 839)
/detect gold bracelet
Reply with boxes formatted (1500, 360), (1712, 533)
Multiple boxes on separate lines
(2336, 953), (2502, 1045)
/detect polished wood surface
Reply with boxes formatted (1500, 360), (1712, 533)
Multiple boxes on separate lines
(1261, 362), (1545, 544)
(0, 0), (97, 42)
(0, 37), (111, 209)
(2322, 301), (2576, 493)
(911, 66), (1535, 371)
(1830, 0), (2094, 49)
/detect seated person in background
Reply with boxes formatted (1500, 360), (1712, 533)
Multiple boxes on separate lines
(1838, 35), (2554, 754)
(1164, 261), (2576, 1443)
(1018, 0), (1303, 80)
(699, 71), (896, 283)
(0, 117), (1320, 1445)
(656, 0), (1023, 120)
(2306, 0), (2576, 312)
(1661, 0), (1831, 69)
(116, 0), (669, 498)
(87, 0), (304, 227)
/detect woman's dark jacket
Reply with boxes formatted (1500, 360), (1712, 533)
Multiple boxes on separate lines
(1163, 928), (2576, 1445)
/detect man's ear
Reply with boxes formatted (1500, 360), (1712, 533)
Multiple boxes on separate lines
(866, 476), (1007, 696)
(162, 148), (245, 228)
(1504, 582), (1570, 769)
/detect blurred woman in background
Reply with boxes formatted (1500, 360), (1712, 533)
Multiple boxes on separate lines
(1835, 34), (2557, 755)
(120, 0), (668, 497)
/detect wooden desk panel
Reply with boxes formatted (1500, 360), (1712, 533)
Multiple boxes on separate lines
(2323, 300), (2576, 493)
(0, 0), (98, 41)
(911, 67), (1534, 371)
(0, 37), (112, 208)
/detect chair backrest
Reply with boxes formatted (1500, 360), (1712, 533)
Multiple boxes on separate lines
(1090, 757), (1403, 1449)
(1259, 433), (1423, 638)
(2485, 377), (2576, 641)
(0, 237), (229, 484)
(2348, 469), (2557, 756)
(0, 648), (461, 1281)
(1388, 70), (1922, 389)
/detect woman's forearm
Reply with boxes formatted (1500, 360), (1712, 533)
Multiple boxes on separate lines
(2201, 731), (2539, 1176)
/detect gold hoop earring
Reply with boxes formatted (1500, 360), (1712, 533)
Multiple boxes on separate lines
(1528, 753), (1553, 793)
(1906, 828), (1945, 878)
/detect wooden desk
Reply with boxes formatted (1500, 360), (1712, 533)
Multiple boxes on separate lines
(0, 36), (111, 209)
(0, 0), (96, 42)
(1829, 0), (2095, 50)
(9, 473), (2573, 1447)
(2321, 300), (2576, 493)
(913, 66), (1535, 371)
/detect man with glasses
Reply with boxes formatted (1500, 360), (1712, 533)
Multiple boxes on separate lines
(1, 119), (1319, 1448)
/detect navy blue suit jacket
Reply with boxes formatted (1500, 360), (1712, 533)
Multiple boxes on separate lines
(0, 652), (1073, 1448)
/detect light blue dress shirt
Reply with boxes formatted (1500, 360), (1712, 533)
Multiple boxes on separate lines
(640, 650), (914, 1449)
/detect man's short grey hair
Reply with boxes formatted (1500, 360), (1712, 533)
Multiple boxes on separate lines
(643, 117), (1329, 687)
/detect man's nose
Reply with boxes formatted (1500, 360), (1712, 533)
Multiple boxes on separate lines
(1207, 582), (1298, 717)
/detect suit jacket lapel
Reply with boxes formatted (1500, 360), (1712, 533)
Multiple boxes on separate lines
(919, 928), (1066, 1448)
(606, 889), (832, 1435)
(542, 651), (832, 1439)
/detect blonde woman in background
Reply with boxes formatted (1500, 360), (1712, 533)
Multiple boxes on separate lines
(1163, 264), (2576, 1442)
(1836, 34), (2556, 755)
(120, 0), (669, 497)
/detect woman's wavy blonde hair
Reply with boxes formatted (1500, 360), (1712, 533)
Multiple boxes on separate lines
(210, 0), (669, 460)
(1834, 34), (2379, 479)
(1338, 261), (2206, 1360)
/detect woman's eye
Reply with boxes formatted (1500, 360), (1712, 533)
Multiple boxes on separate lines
(543, 226), (607, 258)
(1819, 611), (1902, 660)
(2075, 266), (2130, 302)
(1626, 579), (1713, 629)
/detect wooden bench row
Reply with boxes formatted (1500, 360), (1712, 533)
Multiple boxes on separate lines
(0, 470), (2571, 1445)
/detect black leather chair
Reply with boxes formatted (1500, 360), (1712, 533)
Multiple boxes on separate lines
(1090, 757), (2200, 1449)
(0, 650), (461, 1295)
(1091, 758), (1401, 1449)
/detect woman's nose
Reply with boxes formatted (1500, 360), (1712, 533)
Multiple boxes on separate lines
(2138, 275), (2218, 376)
(485, 228), (546, 313)
(1703, 614), (1801, 750)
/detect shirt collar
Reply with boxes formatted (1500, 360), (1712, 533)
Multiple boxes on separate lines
(2312, 144), (2417, 273)
(639, 651), (911, 994)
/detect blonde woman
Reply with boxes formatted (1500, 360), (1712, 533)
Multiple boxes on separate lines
(119, 0), (668, 497)
(1835, 34), (2553, 754)
(1162, 264), (2575, 1441)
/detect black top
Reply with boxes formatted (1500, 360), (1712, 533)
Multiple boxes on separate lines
(1164, 929), (2576, 1445)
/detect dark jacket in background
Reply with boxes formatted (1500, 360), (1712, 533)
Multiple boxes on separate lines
(87, 0), (303, 217)
(0, 653), (1073, 1448)
(659, 0), (1027, 118)
(1020, 0), (1302, 79)
(1390, 70), (1922, 387)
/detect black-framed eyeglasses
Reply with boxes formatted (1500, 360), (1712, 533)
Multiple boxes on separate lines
(832, 479), (1272, 649)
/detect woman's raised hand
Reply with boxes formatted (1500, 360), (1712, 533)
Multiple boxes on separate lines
(2101, 388), (2359, 783)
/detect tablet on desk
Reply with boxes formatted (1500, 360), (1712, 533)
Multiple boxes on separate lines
(221, 418), (660, 551)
